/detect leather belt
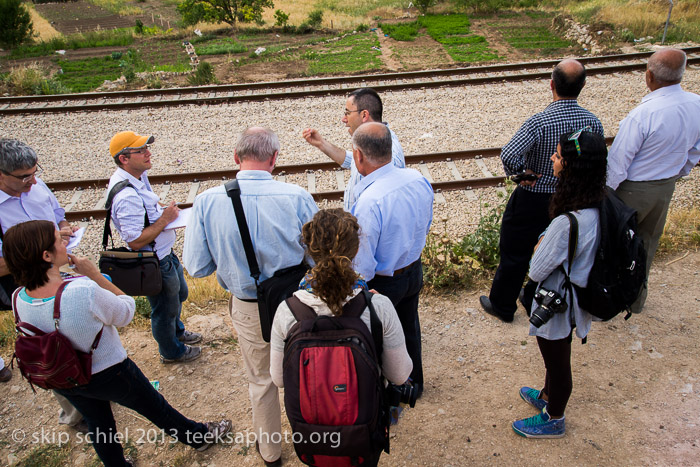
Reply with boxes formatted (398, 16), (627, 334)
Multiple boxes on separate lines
(377, 259), (419, 278)
(236, 297), (257, 303)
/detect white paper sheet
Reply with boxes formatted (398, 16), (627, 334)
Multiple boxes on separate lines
(164, 208), (192, 230)
(66, 227), (85, 253)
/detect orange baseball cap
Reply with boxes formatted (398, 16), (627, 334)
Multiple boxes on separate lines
(109, 131), (155, 158)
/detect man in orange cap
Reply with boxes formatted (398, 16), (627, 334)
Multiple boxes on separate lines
(107, 131), (202, 364)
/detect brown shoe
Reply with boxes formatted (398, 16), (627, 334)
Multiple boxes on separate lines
(0, 367), (12, 383)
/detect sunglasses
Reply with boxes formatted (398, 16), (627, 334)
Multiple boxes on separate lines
(568, 126), (592, 156)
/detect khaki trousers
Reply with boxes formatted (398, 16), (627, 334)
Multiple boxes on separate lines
(55, 392), (83, 426)
(229, 297), (282, 462)
(616, 177), (677, 313)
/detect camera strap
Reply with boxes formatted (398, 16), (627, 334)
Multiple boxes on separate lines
(563, 213), (586, 344)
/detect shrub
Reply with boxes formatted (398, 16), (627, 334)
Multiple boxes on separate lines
(135, 19), (145, 34)
(414, 0), (437, 15)
(0, 0), (34, 49)
(188, 61), (216, 85)
(274, 9), (289, 28)
(356, 23), (369, 32)
(307, 9), (324, 29)
(2, 64), (68, 96)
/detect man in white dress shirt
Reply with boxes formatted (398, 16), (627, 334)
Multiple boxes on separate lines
(607, 48), (700, 313)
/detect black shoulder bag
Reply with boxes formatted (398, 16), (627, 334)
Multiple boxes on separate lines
(225, 179), (308, 342)
(98, 180), (162, 296)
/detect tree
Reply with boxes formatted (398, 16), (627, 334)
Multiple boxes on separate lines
(178, 0), (274, 28)
(414, 0), (438, 15)
(0, 0), (34, 49)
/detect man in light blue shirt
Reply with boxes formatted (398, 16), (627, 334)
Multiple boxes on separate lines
(351, 122), (433, 399)
(607, 48), (700, 313)
(302, 88), (405, 210)
(183, 127), (318, 466)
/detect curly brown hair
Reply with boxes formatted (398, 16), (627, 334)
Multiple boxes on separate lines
(549, 130), (608, 219)
(302, 209), (361, 316)
(2, 220), (56, 290)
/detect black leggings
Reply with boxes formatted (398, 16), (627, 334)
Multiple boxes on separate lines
(537, 333), (573, 418)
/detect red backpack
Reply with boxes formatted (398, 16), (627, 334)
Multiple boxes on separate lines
(11, 282), (102, 392)
(282, 289), (390, 467)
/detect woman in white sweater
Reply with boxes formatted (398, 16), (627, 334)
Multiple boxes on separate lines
(270, 209), (412, 388)
(3, 220), (230, 467)
(512, 129), (608, 439)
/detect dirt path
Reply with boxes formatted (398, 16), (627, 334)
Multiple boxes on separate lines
(375, 29), (403, 71)
(1, 250), (699, 466)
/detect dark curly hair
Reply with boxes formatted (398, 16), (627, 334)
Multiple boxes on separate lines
(302, 209), (361, 316)
(549, 130), (608, 219)
(2, 220), (57, 290)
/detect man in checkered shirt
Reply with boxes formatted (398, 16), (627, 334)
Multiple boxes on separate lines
(480, 59), (604, 323)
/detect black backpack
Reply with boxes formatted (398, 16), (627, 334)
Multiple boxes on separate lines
(282, 289), (390, 467)
(563, 188), (647, 321)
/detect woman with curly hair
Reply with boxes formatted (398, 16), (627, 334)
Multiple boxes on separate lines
(270, 208), (412, 387)
(512, 128), (608, 438)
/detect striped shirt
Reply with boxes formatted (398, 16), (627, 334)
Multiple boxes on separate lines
(501, 99), (604, 194)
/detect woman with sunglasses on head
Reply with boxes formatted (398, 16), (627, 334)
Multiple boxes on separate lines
(2, 220), (231, 467)
(511, 128), (608, 438)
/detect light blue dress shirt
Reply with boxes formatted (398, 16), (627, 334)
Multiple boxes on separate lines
(607, 84), (700, 190)
(107, 168), (175, 260)
(342, 126), (405, 211)
(183, 170), (318, 300)
(0, 177), (65, 256)
(351, 164), (433, 281)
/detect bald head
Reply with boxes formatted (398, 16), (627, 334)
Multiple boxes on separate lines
(236, 126), (279, 162)
(647, 48), (686, 86)
(552, 59), (586, 99)
(352, 122), (391, 165)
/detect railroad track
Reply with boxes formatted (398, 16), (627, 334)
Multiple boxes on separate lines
(52, 138), (618, 222)
(3, 48), (700, 115)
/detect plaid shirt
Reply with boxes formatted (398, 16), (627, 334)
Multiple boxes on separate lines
(501, 99), (604, 193)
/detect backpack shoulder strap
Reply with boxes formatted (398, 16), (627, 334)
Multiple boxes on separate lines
(102, 180), (152, 249)
(225, 179), (261, 282)
(285, 295), (318, 322)
(563, 212), (578, 278)
(54, 281), (104, 351)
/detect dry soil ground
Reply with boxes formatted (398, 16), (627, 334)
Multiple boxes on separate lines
(1, 249), (698, 466)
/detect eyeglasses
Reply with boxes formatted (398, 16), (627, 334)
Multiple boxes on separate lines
(1, 164), (43, 183)
(122, 145), (151, 156)
(568, 126), (592, 156)
(344, 109), (363, 117)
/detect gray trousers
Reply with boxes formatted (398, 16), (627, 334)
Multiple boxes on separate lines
(615, 177), (677, 313)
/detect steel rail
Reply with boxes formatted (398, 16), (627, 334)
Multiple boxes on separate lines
(54, 137), (617, 221)
(4, 53), (699, 115)
(3, 47), (700, 106)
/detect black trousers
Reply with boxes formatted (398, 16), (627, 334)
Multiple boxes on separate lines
(537, 333), (573, 418)
(368, 260), (424, 387)
(489, 186), (552, 318)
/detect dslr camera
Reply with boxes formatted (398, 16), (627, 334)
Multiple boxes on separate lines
(385, 382), (417, 408)
(530, 287), (567, 328)
(510, 172), (538, 183)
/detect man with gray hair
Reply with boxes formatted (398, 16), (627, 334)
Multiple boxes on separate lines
(351, 122), (433, 399)
(607, 47), (700, 313)
(184, 127), (318, 466)
(0, 138), (85, 425)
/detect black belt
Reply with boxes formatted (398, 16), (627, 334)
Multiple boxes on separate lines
(376, 259), (419, 278)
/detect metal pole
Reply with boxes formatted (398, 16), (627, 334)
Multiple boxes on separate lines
(662, 0), (674, 44)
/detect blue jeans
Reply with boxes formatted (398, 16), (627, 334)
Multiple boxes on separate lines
(368, 260), (424, 387)
(147, 252), (188, 359)
(56, 358), (208, 467)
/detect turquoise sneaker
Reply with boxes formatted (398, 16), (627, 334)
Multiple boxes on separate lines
(519, 386), (548, 411)
(512, 408), (565, 438)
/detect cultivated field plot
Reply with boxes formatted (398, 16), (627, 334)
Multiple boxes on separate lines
(33, 1), (145, 35)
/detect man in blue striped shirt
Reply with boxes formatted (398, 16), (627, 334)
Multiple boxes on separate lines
(351, 122), (433, 399)
(480, 59), (604, 323)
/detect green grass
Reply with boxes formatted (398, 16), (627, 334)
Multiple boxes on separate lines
(379, 22), (421, 41)
(56, 56), (124, 92)
(305, 33), (382, 75)
(195, 38), (248, 55)
(311, 0), (404, 16)
(421, 14), (499, 62)
(497, 25), (573, 51)
(16, 443), (71, 467)
(9, 29), (135, 59)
